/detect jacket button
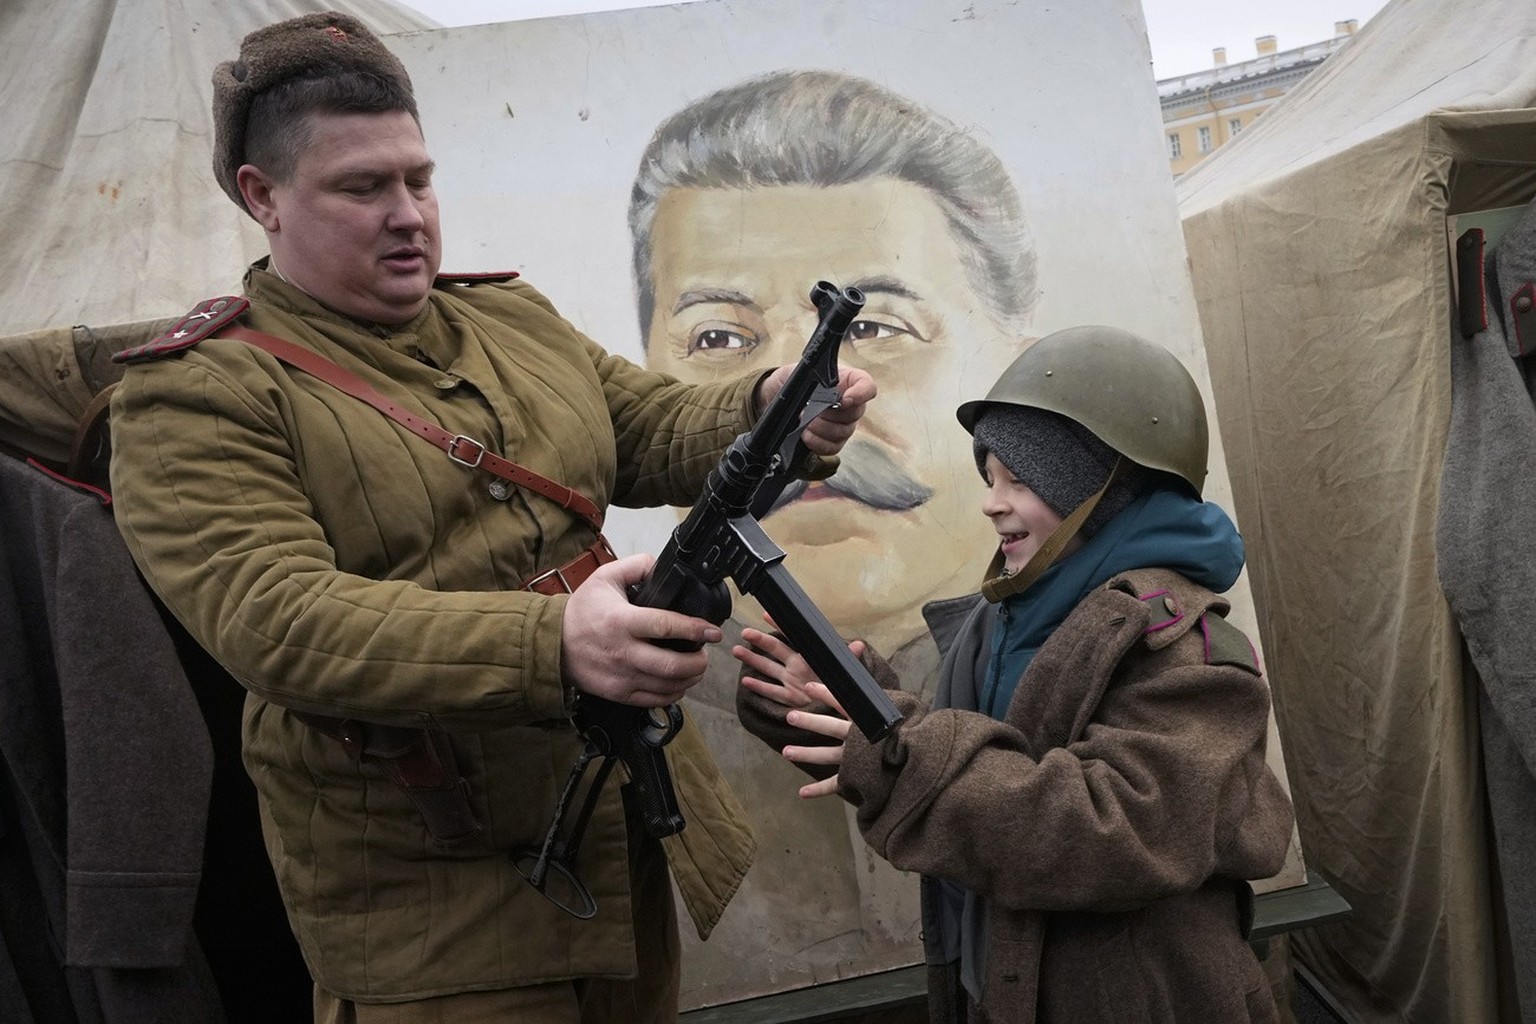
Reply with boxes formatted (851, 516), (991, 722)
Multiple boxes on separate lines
(434, 377), (460, 391)
(1163, 596), (1178, 615)
(1516, 294), (1533, 313)
(488, 481), (512, 501)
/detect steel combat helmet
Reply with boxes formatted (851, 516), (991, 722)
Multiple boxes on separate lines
(958, 324), (1209, 496)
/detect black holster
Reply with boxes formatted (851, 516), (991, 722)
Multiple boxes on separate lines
(295, 714), (482, 843)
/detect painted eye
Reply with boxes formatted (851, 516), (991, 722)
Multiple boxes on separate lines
(691, 328), (755, 353)
(845, 319), (905, 342)
(847, 320), (915, 353)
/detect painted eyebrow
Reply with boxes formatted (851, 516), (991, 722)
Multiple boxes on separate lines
(668, 275), (923, 317)
(846, 275), (923, 303)
(670, 288), (758, 316)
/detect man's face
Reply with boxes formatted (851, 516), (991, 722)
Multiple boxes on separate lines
(644, 179), (1023, 648)
(258, 109), (441, 325)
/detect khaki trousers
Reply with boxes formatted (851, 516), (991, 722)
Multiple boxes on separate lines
(314, 793), (681, 1024)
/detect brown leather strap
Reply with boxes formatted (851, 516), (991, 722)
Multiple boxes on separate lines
(252, 324), (624, 843)
(524, 536), (617, 594)
(221, 324), (605, 533)
(67, 381), (119, 485)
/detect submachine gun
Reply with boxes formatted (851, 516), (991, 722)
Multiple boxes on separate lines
(512, 281), (905, 919)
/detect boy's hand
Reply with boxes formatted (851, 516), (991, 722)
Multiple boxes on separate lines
(783, 682), (850, 798)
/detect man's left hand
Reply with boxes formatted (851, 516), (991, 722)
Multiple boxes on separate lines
(756, 366), (876, 457)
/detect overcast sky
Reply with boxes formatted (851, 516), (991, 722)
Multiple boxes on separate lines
(394, 0), (1394, 79)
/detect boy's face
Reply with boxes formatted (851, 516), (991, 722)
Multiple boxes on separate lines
(980, 451), (1080, 574)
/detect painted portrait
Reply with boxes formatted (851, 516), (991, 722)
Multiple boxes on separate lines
(390, 0), (1299, 1007)
(631, 69), (1037, 662)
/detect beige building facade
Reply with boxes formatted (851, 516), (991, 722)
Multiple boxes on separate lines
(1161, 21), (1359, 176)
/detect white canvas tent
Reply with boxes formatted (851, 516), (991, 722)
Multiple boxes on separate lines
(0, 0), (435, 458)
(1178, 0), (1536, 1020)
(0, 0), (436, 337)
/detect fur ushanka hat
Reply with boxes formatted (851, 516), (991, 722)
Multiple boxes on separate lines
(211, 12), (415, 213)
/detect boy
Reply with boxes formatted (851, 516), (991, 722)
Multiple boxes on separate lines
(735, 325), (1294, 1023)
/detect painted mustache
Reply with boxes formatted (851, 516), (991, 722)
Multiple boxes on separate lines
(765, 437), (935, 515)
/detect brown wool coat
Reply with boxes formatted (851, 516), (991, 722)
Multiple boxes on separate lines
(108, 266), (756, 1001)
(788, 569), (1294, 1024)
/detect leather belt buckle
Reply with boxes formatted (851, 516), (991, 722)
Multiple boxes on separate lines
(526, 564), (574, 595)
(447, 434), (487, 469)
(523, 536), (617, 595)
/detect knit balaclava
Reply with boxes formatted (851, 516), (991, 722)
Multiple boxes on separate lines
(971, 405), (1143, 537)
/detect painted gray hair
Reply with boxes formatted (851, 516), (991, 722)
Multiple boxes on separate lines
(629, 69), (1037, 338)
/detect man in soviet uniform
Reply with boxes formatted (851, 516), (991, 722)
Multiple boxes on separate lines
(106, 13), (873, 1023)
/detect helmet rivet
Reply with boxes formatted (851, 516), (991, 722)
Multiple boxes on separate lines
(1044, 370), (1053, 377)
(1152, 416), (1160, 424)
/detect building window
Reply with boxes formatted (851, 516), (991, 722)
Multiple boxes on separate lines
(1168, 133), (1182, 160)
(1229, 117), (1243, 136)
(1198, 126), (1212, 153)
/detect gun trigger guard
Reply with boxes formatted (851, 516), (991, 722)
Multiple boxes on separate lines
(640, 704), (684, 747)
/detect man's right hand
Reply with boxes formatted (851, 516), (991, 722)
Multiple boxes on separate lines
(560, 553), (722, 707)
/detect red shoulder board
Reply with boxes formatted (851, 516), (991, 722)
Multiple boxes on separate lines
(434, 271), (520, 286)
(113, 296), (250, 364)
